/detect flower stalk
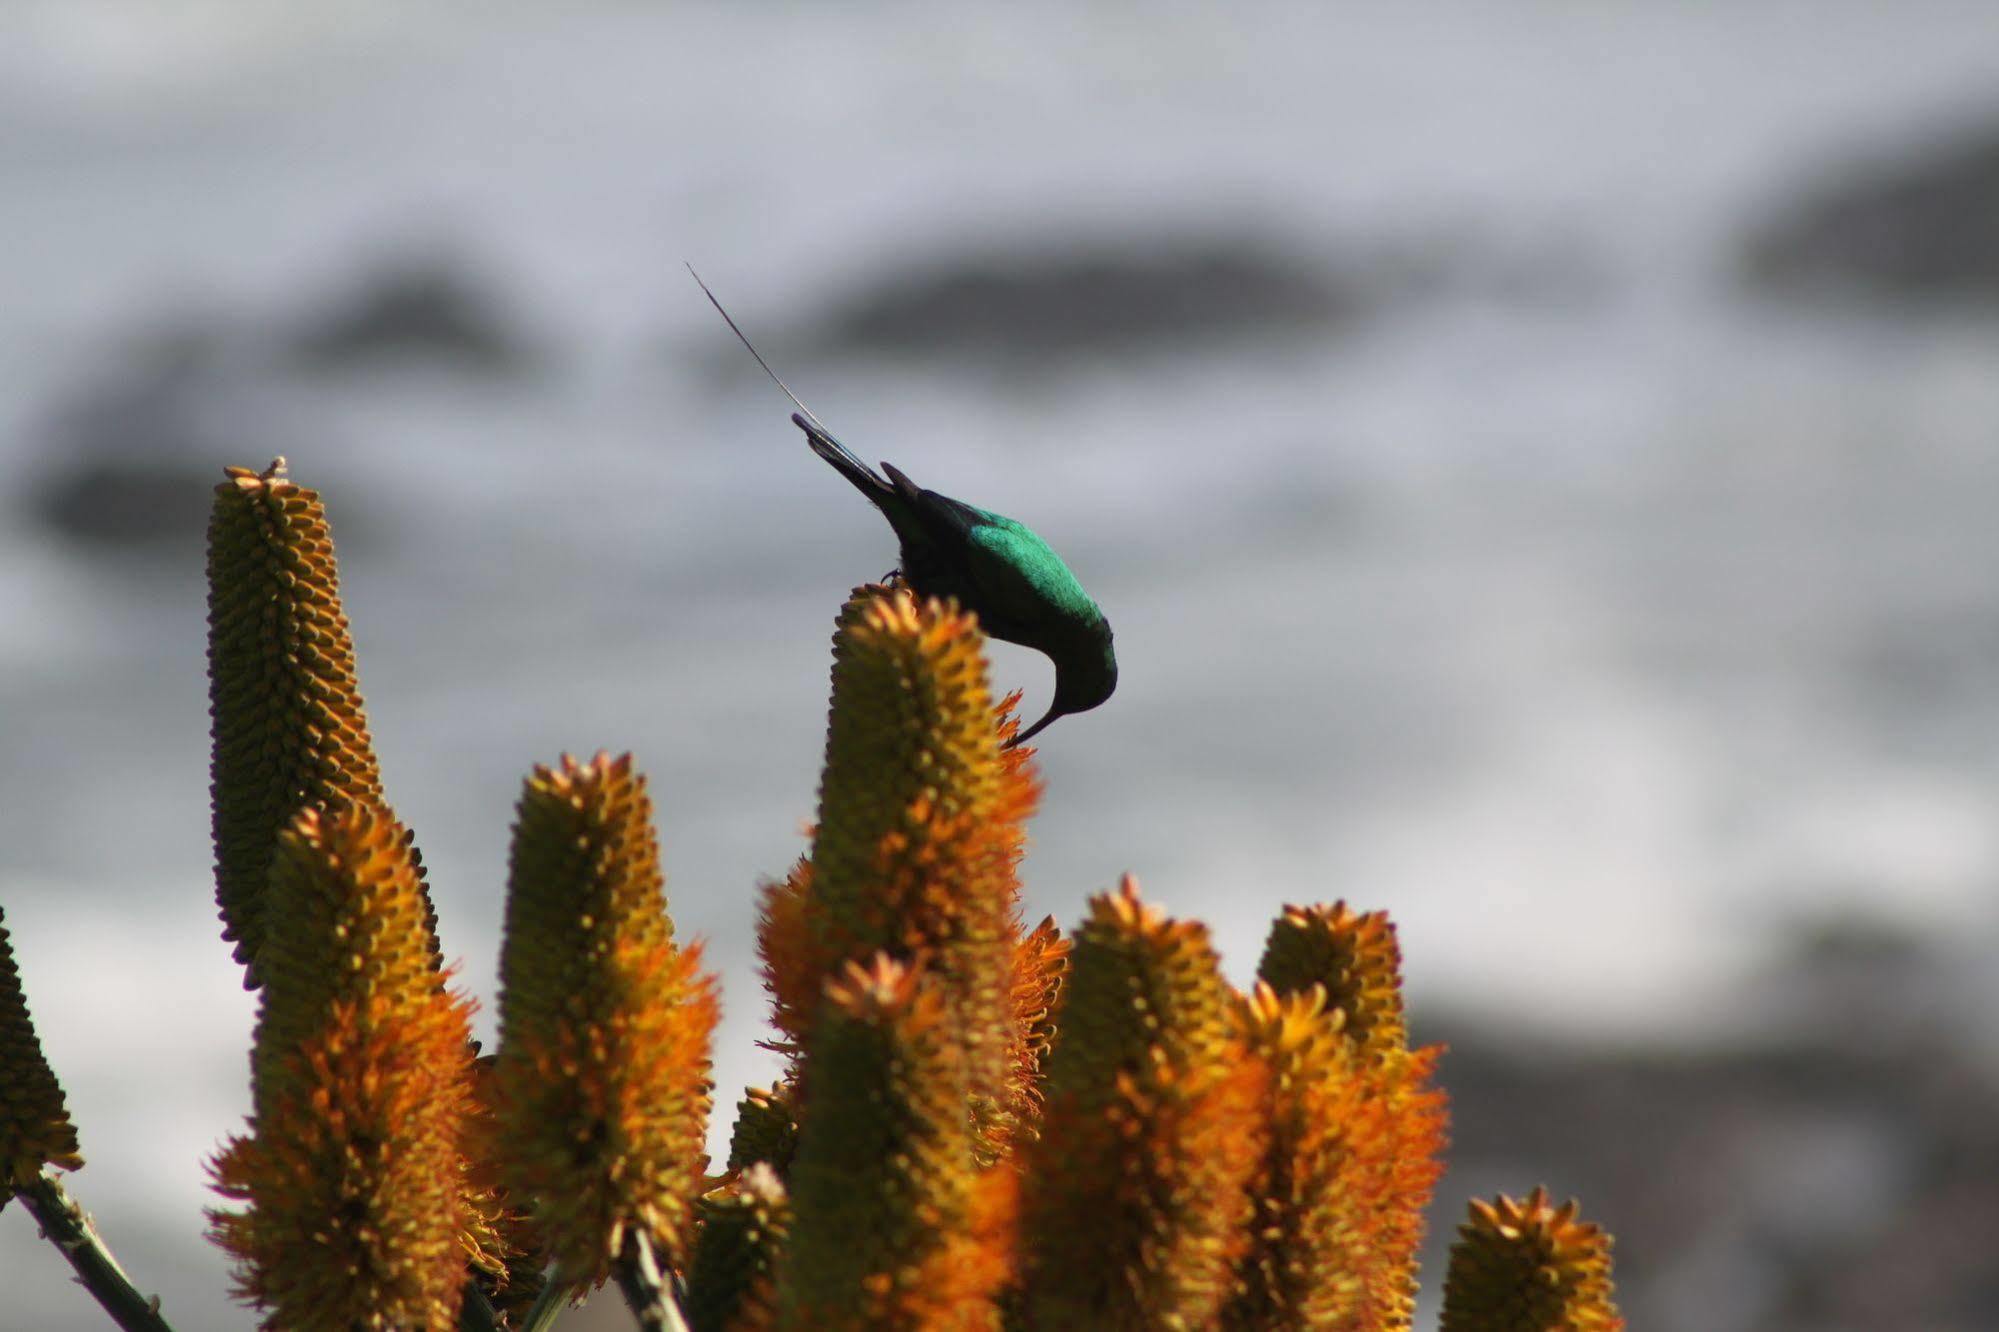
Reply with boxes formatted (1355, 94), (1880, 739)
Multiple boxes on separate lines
(17, 1174), (176, 1332)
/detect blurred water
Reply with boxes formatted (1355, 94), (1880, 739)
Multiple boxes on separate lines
(7, 3), (1999, 1328)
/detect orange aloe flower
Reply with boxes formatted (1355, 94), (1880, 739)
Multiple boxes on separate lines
(1355, 1039), (1449, 1331)
(1018, 877), (1268, 1330)
(1003, 913), (1070, 1145)
(1224, 982), (1444, 1331)
(1441, 1189), (1624, 1332)
(779, 955), (1014, 1332)
(775, 587), (1040, 1157)
(208, 801), (480, 1331)
(491, 753), (717, 1285)
(1252, 903), (1448, 1330)
(206, 459), (391, 986)
(462, 1051), (547, 1320)
(0, 904), (83, 1196)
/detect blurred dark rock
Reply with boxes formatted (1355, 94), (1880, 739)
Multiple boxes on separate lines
(34, 456), (217, 555)
(809, 241), (1353, 360)
(289, 259), (533, 374)
(1744, 119), (1999, 303)
(28, 331), (238, 553)
(26, 318), (352, 557)
(1430, 921), (1999, 1331)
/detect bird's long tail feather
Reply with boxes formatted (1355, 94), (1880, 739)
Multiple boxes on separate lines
(688, 264), (838, 433)
(685, 265), (895, 500)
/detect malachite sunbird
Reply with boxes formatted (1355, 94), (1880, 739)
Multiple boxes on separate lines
(693, 269), (1117, 747)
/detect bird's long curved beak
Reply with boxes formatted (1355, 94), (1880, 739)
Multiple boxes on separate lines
(1007, 706), (1061, 749)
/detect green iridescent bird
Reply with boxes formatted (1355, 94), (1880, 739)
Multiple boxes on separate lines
(694, 270), (1117, 746)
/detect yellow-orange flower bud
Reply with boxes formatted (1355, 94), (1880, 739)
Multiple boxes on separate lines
(1441, 1188), (1624, 1332)
(206, 459), (389, 986)
(1248, 903), (1447, 1329)
(491, 753), (717, 1284)
(208, 801), (477, 1331)
(1257, 902), (1408, 1057)
(1019, 877), (1267, 1330)
(792, 587), (1039, 1157)
(1223, 977), (1447, 1331)
(779, 955), (1013, 1331)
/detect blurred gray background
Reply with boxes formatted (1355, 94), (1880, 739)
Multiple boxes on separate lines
(6, 3), (1999, 1329)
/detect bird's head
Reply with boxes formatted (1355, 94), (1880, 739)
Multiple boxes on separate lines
(1007, 615), (1116, 749)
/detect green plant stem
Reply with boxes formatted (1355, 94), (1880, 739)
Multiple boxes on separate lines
(16, 1173), (175, 1332)
(519, 1274), (578, 1332)
(616, 1229), (691, 1332)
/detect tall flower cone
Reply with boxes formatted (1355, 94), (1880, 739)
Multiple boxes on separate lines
(1018, 877), (1268, 1330)
(206, 458), (394, 986)
(0, 904), (83, 1198)
(208, 800), (480, 1331)
(778, 955), (1014, 1332)
(783, 587), (1039, 1157)
(491, 752), (718, 1285)
(1254, 903), (1448, 1330)
(685, 1163), (790, 1332)
(1440, 1189), (1623, 1332)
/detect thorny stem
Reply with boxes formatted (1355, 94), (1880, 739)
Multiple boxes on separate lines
(16, 1172), (175, 1332)
(615, 1229), (691, 1332)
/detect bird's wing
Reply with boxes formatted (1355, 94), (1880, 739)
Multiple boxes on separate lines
(881, 463), (1094, 638)
(960, 517), (1087, 620)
